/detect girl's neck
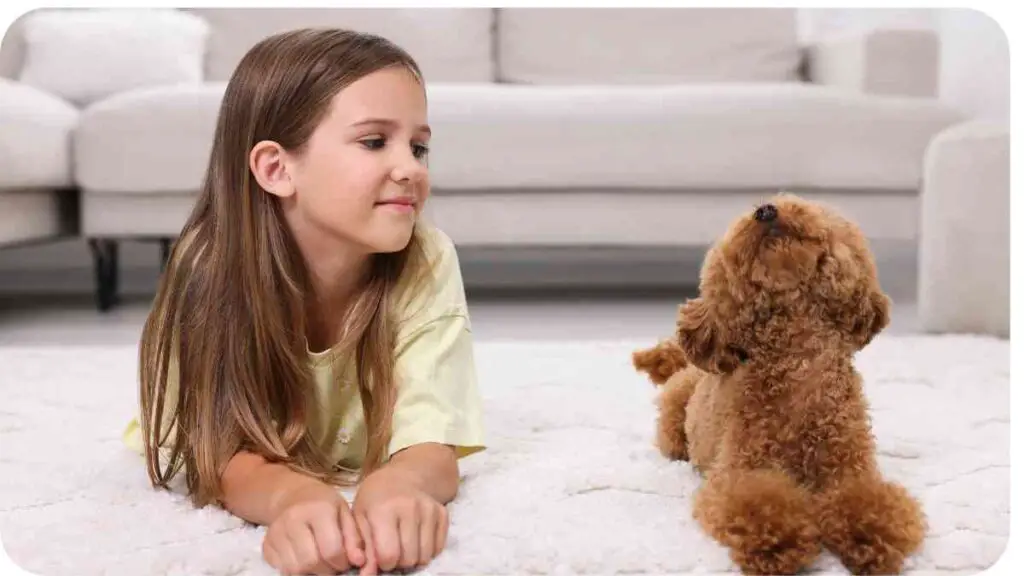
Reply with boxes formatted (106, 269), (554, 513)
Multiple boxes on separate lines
(298, 239), (373, 354)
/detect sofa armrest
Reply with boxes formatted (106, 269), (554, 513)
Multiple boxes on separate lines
(918, 120), (1010, 337)
(804, 28), (939, 98)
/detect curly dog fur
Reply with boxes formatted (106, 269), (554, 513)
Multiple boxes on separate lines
(633, 193), (926, 574)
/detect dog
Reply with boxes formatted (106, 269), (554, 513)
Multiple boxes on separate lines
(633, 193), (926, 575)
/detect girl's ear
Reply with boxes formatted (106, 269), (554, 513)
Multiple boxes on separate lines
(249, 140), (295, 198)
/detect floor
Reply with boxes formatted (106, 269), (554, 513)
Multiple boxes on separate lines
(1, 318), (1008, 576)
(0, 292), (923, 346)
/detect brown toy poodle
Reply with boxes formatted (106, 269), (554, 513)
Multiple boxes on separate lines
(633, 193), (926, 575)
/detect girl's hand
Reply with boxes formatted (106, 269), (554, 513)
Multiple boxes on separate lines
(262, 482), (366, 575)
(352, 468), (449, 574)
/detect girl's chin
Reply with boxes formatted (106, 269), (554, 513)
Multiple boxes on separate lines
(366, 224), (415, 254)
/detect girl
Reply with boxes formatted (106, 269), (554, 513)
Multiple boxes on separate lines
(122, 28), (485, 575)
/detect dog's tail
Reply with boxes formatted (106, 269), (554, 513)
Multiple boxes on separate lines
(632, 339), (688, 386)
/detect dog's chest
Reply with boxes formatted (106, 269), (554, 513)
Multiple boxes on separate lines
(728, 389), (821, 479)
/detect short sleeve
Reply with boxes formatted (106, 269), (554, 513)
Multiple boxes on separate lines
(123, 335), (181, 459)
(387, 228), (486, 458)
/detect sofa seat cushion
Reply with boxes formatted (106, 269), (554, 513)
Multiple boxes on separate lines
(426, 83), (965, 191)
(0, 189), (68, 245)
(0, 79), (78, 189)
(81, 192), (197, 237)
(75, 82), (965, 195)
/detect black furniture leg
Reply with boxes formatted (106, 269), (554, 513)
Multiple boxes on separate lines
(160, 238), (172, 271)
(89, 238), (119, 312)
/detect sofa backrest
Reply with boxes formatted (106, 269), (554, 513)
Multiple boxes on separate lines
(0, 8), (494, 83)
(186, 8), (494, 83)
(496, 8), (803, 84)
(2, 8), (804, 87)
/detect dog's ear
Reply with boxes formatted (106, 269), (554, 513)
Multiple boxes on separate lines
(849, 287), (890, 348)
(675, 297), (743, 374)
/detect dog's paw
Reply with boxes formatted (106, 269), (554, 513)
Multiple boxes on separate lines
(817, 477), (926, 574)
(655, 424), (689, 461)
(695, 470), (821, 575)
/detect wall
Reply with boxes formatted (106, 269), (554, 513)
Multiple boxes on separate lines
(800, 7), (1010, 123)
(936, 8), (1010, 124)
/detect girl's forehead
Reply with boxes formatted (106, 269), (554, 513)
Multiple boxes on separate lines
(327, 67), (426, 120)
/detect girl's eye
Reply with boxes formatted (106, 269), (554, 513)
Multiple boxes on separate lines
(413, 143), (430, 160)
(360, 137), (386, 150)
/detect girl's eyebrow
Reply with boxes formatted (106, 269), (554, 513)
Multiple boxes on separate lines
(349, 118), (431, 136)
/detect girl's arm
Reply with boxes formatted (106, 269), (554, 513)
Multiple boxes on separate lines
(220, 450), (337, 524)
(221, 451), (367, 574)
(352, 443), (459, 574)
(367, 442), (460, 504)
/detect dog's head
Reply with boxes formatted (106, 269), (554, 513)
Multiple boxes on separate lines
(676, 193), (890, 374)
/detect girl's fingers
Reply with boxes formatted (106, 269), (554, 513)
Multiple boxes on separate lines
(356, 513), (379, 576)
(369, 510), (402, 572)
(338, 502), (366, 567)
(284, 521), (321, 574)
(262, 537), (281, 570)
(417, 501), (437, 567)
(309, 509), (348, 572)
(435, 504), (449, 557)
(397, 510), (420, 570)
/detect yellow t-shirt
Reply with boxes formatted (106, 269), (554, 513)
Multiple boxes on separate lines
(122, 226), (486, 470)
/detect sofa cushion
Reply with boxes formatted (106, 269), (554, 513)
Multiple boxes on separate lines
(75, 83), (225, 194)
(189, 8), (494, 82)
(497, 8), (802, 84)
(16, 9), (210, 106)
(81, 192), (198, 237)
(0, 189), (68, 245)
(75, 81), (965, 195)
(0, 78), (78, 189)
(425, 83), (965, 191)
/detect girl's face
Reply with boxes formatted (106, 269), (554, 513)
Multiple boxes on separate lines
(256, 65), (431, 257)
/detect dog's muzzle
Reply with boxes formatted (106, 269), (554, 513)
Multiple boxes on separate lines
(754, 203), (778, 223)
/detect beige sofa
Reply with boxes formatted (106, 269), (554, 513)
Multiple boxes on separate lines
(1, 8), (970, 311)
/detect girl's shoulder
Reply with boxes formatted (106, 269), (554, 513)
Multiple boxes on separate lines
(393, 224), (469, 331)
(417, 222), (455, 261)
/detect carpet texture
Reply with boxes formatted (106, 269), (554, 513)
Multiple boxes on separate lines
(0, 335), (1010, 575)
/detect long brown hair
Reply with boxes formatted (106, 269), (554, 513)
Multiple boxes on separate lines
(138, 28), (430, 507)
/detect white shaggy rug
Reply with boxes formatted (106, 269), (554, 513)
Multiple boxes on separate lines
(0, 335), (1010, 575)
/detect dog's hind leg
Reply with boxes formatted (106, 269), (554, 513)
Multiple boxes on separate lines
(655, 368), (700, 461)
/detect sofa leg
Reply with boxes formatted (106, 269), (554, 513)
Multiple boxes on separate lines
(89, 238), (119, 312)
(159, 238), (172, 271)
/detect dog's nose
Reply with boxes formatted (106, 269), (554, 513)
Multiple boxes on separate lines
(754, 203), (778, 223)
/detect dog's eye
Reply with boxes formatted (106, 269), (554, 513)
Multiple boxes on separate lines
(727, 345), (750, 363)
(816, 252), (829, 271)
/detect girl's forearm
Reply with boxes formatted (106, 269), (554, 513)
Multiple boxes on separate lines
(375, 442), (460, 504)
(220, 443), (458, 524)
(219, 450), (337, 525)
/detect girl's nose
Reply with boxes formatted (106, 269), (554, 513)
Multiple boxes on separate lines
(392, 156), (427, 184)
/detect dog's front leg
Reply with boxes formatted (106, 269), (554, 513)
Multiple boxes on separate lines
(815, 474), (927, 574)
(693, 468), (821, 575)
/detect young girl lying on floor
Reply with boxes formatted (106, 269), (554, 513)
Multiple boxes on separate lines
(122, 27), (485, 576)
